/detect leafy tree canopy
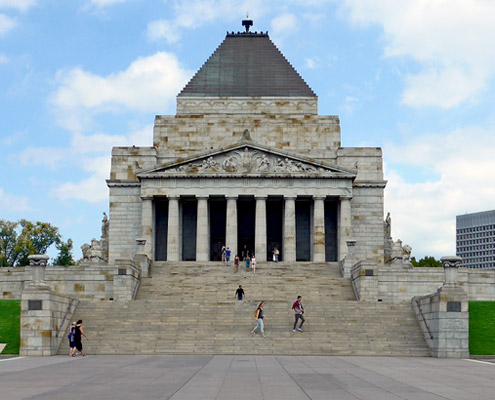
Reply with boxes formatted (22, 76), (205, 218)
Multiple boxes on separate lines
(410, 255), (442, 268)
(0, 219), (75, 267)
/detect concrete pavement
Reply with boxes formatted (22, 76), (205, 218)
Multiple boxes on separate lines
(0, 355), (494, 400)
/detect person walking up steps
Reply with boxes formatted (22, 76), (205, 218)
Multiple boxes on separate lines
(292, 296), (305, 332)
(251, 301), (266, 337)
(235, 285), (245, 300)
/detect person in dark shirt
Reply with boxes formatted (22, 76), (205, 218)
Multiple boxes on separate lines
(235, 285), (245, 300)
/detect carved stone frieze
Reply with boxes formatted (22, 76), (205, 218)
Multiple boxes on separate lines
(166, 147), (327, 175)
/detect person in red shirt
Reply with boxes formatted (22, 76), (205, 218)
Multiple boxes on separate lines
(292, 295), (305, 332)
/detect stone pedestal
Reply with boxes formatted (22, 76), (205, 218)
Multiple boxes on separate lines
(412, 256), (469, 358)
(20, 255), (77, 356)
(114, 259), (141, 301)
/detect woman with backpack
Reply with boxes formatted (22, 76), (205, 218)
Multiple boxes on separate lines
(251, 301), (266, 337)
(73, 319), (89, 356)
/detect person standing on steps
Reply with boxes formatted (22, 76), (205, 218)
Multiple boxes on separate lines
(292, 296), (305, 332)
(251, 301), (266, 337)
(221, 245), (226, 263)
(273, 247), (279, 262)
(245, 252), (251, 271)
(241, 244), (248, 261)
(225, 247), (231, 265)
(234, 255), (240, 272)
(251, 255), (256, 273)
(235, 285), (245, 300)
(73, 319), (89, 356)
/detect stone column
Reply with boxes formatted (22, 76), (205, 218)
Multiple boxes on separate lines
(313, 196), (326, 262)
(255, 196), (267, 262)
(225, 196), (238, 257)
(339, 196), (352, 262)
(141, 197), (153, 259)
(196, 196), (209, 262)
(167, 196), (180, 262)
(284, 196), (296, 262)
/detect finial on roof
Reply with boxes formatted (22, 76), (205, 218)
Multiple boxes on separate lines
(242, 17), (253, 33)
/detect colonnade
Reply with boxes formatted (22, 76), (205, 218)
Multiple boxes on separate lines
(141, 195), (352, 263)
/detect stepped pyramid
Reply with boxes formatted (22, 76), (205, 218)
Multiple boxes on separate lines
(59, 262), (429, 356)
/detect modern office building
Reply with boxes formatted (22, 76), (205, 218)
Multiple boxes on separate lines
(456, 210), (495, 269)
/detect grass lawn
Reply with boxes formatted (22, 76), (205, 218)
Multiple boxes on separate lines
(0, 300), (21, 354)
(469, 301), (495, 355)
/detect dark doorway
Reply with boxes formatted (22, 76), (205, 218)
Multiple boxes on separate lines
(210, 197), (226, 261)
(155, 199), (168, 261)
(237, 197), (255, 259)
(325, 199), (338, 261)
(267, 197), (283, 261)
(181, 198), (197, 261)
(296, 198), (311, 261)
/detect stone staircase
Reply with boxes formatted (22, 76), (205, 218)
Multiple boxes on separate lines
(59, 262), (429, 356)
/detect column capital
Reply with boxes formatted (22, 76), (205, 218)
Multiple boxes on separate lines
(313, 195), (326, 201)
(168, 195), (180, 201)
(284, 196), (297, 201)
(196, 196), (209, 201)
(255, 195), (268, 200)
(340, 195), (353, 200)
(140, 196), (153, 201)
(225, 195), (238, 200)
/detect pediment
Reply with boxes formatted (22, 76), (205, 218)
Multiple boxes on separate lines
(138, 141), (356, 179)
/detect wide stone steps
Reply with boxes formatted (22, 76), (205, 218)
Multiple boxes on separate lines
(58, 261), (429, 356)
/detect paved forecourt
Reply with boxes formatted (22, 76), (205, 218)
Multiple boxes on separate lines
(0, 355), (494, 400)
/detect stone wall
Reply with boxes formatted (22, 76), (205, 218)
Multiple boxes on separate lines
(352, 265), (495, 302)
(0, 265), (114, 301)
(108, 185), (142, 265)
(152, 113), (341, 160)
(20, 288), (78, 356)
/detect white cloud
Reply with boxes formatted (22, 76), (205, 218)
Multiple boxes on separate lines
(147, 20), (180, 44)
(340, 0), (495, 108)
(89, 0), (128, 8)
(0, 0), (36, 12)
(0, 13), (16, 35)
(17, 146), (67, 170)
(51, 52), (192, 132)
(270, 13), (298, 44)
(52, 175), (108, 203)
(146, 0), (267, 43)
(384, 126), (495, 258)
(0, 188), (30, 212)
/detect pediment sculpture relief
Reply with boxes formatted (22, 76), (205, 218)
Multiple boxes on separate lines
(167, 147), (327, 175)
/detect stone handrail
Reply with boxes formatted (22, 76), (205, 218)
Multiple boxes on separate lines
(414, 298), (433, 340)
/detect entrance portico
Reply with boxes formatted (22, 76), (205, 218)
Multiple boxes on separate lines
(138, 141), (356, 263)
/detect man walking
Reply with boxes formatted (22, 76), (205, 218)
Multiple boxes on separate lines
(235, 285), (245, 300)
(292, 295), (305, 332)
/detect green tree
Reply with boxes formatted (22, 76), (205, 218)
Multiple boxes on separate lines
(53, 238), (76, 266)
(410, 255), (442, 268)
(0, 220), (19, 267)
(0, 219), (63, 267)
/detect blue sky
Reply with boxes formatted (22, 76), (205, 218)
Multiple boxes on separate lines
(1, 0), (495, 261)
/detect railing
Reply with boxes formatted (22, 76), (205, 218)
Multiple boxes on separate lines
(56, 298), (77, 338)
(415, 299), (433, 340)
(131, 276), (141, 300)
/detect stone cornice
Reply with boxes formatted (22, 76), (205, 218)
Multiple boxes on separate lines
(107, 180), (141, 188)
(353, 180), (387, 188)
